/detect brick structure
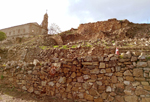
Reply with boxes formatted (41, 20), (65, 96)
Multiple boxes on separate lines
(0, 13), (48, 39)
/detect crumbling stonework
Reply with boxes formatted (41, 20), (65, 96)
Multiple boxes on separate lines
(1, 51), (150, 102)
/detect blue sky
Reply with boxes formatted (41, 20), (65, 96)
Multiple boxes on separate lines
(0, 0), (150, 31)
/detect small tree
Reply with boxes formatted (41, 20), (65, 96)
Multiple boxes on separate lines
(0, 31), (7, 41)
(49, 23), (61, 35)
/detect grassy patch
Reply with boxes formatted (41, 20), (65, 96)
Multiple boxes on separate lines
(71, 45), (77, 48)
(39, 46), (47, 50)
(53, 45), (59, 48)
(60, 45), (68, 49)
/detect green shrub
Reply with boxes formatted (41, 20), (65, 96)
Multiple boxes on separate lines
(1, 75), (4, 79)
(0, 31), (7, 41)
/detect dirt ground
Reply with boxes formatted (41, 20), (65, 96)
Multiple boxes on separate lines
(0, 82), (74, 102)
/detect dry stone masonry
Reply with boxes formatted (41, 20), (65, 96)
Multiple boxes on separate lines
(0, 51), (150, 102)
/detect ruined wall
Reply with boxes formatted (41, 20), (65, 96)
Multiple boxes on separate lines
(77, 18), (130, 35)
(1, 52), (150, 102)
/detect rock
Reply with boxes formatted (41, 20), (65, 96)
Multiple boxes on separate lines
(137, 62), (147, 67)
(131, 56), (138, 61)
(22, 80), (26, 84)
(124, 81), (130, 85)
(106, 86), (111, 92)
(84, 93), (94, 101)
(96, 81), (102, 86)
(83, 75), (90, 80)
(105, 73), (113, 76)
(84, 56), (92, 61)
(34, 91), (40, 95)
(82, 82), (91, 90)
(58, 77), (66, 84)
(141, 98), (150, 102)
(126, 51), (132, 58)
(132, 82), (140, 86)
(99, 63), (105, 68)
(101, 92), (108, 99)
(133, 69), (143, 77)
(33, 59), (40, 66)
(147, 61), (150, 67)
(141, 82), (149, 85)
(125, 76), (134, 81)
(52, 63), (61, 71)
(22, 86), (27, 90)
(100, 69), (106, 73)
(132, 51), (141, 57)
(89, 88), (98, 96)
(124, 95), (138, 102)
(98, 56), (104, 61)
(77, 76), (84, 82)
(41, 81), (47, 86)
(143, 86), (150, 91)
(135, 77), (145, 81)
(124, 90), (134, 95)
(71, 72), (76, 78)
(90, 68), (99, 74)
(48, 82), (55, 86)
(107, 95), (114, 101)
(110, 57), (117, 61)
(135, 88), (150, 95)
(123, 70), (132, 76)
(28, 70), (32, 74)
(28, 87), (34, 93)
(115, 96), (124, 102)
(94, 97), (103, 102)
(138, 53), (146, 60)
(112, 76), (117, 83)
(66, 85), (72, 92)
(115, 72), (123, 76)
(78, 93), (84, 99)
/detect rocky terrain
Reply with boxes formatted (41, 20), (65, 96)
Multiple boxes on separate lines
(0, 18), (150, 102)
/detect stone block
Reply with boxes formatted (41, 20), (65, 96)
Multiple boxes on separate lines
(131, 56), (138, 61)
(58, 77), (66, 84)
(112, 76), (117, 83)
(84, 93), (94, 101)
(133, 69), (143, 77)
(90, 68), (100, 74)
(124, 95), (138, 102)
(141, 82), (149, 86)
(77, 76), (84, 82)
(137, 62), (147, 67)
(83, 75), (90, 80)
(106, 86), (111, 92)
(71, 72), (76, 78)
(142, 98), (150, 102)
(143, 86), (150, 91)
(99, 63), (105, 68)
(123, 70), (132, 76)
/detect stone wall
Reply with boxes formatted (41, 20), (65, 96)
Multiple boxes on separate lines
(0, 52), (150, 102)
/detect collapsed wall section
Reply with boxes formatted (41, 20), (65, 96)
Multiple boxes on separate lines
(0, 52), (150, 102)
